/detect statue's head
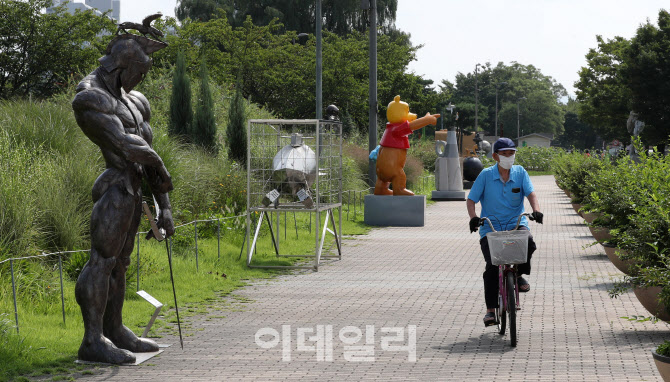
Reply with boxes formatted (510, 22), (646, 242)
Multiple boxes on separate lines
(99, 34), (167, 93)
(387, 95), (417, 124)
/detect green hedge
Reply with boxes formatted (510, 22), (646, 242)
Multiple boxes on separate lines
(553, 144), (670, 312)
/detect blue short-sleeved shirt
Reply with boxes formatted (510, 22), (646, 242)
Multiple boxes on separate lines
(468, 163), (534, 239)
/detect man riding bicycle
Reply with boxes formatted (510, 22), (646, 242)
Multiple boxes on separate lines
(466, 138), (543, 327)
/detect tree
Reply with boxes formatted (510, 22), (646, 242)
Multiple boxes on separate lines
(151, 15), (423, 135)
(174, 0), (399, 35)
(622, 10), (670, 145)
(441, 62), (566, 138)
(0, 0), (115, 98)
(554, 99), (597, 149)
(226, 84), (247, 165)
(175, 0), (234, 23)
(574, 35), (631, 143)
(169, 51), (193, 138)
(192, 61), (218, 153)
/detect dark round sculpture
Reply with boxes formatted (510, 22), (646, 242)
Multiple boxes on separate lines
(463, 157), (484, 181)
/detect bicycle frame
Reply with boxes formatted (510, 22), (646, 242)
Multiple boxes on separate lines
(499, 264), (519, 314)
(481, 214), (528, 314)
(480, 213), (532, 346)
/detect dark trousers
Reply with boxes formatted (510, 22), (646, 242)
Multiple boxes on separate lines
(480, 226), (537, 309)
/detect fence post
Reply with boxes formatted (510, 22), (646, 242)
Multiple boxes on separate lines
(10, 259), (19, 334)
(58, 254), (66, 326)
(353, 191), (357, 220)
(136, 233), (140, 292)
(347, 190), (350, 221)
(217, 219), (221, 259)
(195, 221), (199, 271)
(293, 211), (298, 239)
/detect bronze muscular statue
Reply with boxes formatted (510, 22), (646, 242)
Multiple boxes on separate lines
(72, 26), (174, 364)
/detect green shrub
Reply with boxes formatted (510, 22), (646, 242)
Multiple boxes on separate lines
(408, 140), (437, 172)
(169, 51), (192, 139)
(515, 146), (562, 172)
(343, 143), (369, 179)
(226, 85), (247, 165)
(551, 151), (605, 203)
(192, 61), (218, 153)
(657, 340), (670, 356)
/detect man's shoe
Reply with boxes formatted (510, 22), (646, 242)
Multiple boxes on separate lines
(483, 312), (497, 327)
(517, 276), (530, 293)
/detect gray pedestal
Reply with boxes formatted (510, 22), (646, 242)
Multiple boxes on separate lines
(431, 190), (466, 201)
(364, 195), (425, 227)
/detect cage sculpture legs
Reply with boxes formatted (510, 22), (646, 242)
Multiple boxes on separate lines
(246, 119), (343, 271)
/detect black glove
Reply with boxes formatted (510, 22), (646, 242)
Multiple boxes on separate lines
(469, 217), (481, 233)
(531, 211), (544, 224)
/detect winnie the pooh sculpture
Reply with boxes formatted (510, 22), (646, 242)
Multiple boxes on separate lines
(374, 95), (440, 196)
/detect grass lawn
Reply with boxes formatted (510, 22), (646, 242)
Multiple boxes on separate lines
(528, 170), (553, 176)
(0, 210), (369, 382)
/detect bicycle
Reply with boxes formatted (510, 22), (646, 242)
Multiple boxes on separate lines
(480, 213), (536, 347)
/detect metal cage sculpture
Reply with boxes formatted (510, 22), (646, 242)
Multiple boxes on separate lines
(246, 119), (343, 271)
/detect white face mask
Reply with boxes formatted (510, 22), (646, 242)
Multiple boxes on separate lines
(498, 153), (515, 169)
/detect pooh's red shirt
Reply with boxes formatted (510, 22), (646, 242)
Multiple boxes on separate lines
(379, 121), (412, 149)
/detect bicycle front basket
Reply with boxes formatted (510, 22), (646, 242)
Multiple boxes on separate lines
(486, 230), (530, 265)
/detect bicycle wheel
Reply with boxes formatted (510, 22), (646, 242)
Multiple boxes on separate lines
(507, 272), (517, 347)
(496, 293), (506, 335)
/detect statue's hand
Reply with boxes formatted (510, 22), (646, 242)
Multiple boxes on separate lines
(424, 112), (440, 125)
(157, 209), (175, 238)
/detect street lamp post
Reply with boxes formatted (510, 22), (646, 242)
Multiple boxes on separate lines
(316, 0), (322, 119)
(362, 0), (377, 187)
(516, 97), (526, 143)
(494, 81), (507, 138)
(474, 63), (481, 132)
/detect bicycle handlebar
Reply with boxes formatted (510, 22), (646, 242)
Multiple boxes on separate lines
(480, 213), (534, 232)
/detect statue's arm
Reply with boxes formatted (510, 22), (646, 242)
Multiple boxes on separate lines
(129, 90), (175, 236)
(73, 89), (172, 192)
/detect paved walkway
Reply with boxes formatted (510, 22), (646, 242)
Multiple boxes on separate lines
(84, 176), (669, 381)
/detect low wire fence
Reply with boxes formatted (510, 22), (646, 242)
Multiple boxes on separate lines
(0, 183), (394, 334)
(0, 176), (435, 335)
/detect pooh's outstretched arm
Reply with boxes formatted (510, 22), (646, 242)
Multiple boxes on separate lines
(409, 112), (440, 131)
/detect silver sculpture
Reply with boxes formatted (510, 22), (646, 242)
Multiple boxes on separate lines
(272, 133), (317, 196)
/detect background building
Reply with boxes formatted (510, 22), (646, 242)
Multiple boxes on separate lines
(47, 0), (119, 21)
(517, 133), (553, 148)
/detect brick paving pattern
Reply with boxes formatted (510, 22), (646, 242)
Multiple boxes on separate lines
(83, 175), (669, 381)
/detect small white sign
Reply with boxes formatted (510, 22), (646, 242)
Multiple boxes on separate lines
(297, 189), (310, 202)
(266, 189), (280, 202)
(137, 290), (162, 308)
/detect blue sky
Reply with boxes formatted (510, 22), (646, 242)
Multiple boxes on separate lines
(121, 0), (669, 97)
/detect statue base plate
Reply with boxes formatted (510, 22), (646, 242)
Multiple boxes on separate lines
(431, 190), (466, 201)
(364, 195), (425, 227)
(75, 344), (169, 366)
